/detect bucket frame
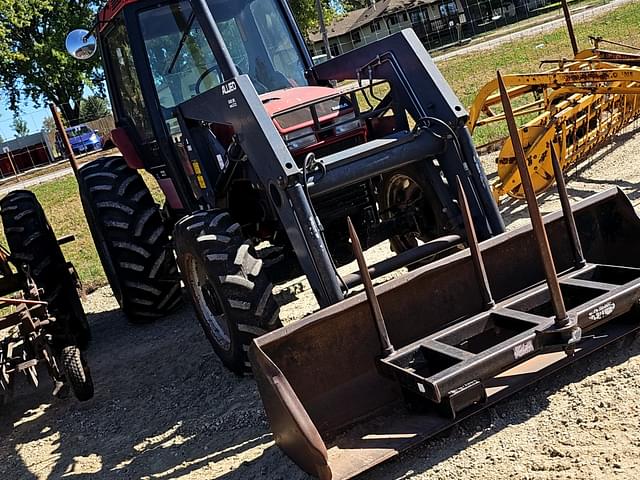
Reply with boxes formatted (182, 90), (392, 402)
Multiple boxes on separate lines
(252, 187), (640, 479)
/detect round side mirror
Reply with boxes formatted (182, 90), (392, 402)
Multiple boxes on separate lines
(66, 29), (97, 60)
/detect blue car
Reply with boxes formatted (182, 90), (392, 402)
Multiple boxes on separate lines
(65, 125), (102, 154)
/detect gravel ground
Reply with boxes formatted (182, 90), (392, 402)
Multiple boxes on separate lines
(1, 134), (640, 479)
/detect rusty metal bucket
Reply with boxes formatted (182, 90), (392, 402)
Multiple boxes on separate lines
(251, 187), (640, 479)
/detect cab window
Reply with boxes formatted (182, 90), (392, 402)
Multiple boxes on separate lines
(102, 15), (155, 142)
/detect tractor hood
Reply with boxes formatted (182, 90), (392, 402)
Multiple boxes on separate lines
(260, 86), (352, 134)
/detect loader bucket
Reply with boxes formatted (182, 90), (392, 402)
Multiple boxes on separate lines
(251, 188), (640, 480)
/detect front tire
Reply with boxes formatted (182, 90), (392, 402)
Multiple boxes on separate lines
(174, 211), (281, 374)
(61, 346), (94, 401)
(77, 156), (182, 322)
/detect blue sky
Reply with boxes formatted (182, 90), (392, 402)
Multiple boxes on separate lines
(0, 98), (50, 141)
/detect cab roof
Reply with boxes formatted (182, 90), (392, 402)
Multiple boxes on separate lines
(98, 0), (139, 30)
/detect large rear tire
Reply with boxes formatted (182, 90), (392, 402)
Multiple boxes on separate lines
(77, 156), (182, 322)
(0, 191), (91, 349)
(174, 211), (281, 374)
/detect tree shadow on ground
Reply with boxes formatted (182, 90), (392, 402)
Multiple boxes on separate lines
(0, 300), (281, 479)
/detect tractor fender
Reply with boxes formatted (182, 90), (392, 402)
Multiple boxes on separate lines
(111, 127), (144, 170)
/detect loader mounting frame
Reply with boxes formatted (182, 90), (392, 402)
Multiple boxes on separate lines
(178, 30), (504, 307)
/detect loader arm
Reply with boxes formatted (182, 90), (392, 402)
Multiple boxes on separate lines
(313, 29), (504, 238)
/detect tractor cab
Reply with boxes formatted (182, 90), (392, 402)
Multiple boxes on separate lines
(135, 0), (366, 161)
(67, 0), (369, 208)
(137, 0), (308, 101)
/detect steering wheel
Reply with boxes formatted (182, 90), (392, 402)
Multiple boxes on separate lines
(195, 65), (222, 95)
(250, 75), (270, 95)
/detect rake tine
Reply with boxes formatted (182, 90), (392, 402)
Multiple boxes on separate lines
(550, 146), (586, 268)
(497, 71), (569, 327)
(456, 177), (495, 310)
(347, 217), (394, 356)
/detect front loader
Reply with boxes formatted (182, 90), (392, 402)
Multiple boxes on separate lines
(66, 0), (503, 374)
(251, 73), (640, 479)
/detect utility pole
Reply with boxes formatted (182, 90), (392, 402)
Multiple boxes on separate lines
(2, 146), (19, 181)
(49, 103), (79, 177)
(315, 0), (332, 59)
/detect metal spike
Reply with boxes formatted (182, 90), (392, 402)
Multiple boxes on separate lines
(550, 146), (586, 268)
(456, 177), (495, 310)
(497, 71), (569, 326)
(347, 217), (394, 356)
(561, 0), (579, 56)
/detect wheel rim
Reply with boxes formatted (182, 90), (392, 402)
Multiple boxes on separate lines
(386, 174), (425, 215)
(184, 254), (232, 351)
(385, 173), (428, 249)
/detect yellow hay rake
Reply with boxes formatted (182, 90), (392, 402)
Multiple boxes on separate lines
(468, 39), (640, 201)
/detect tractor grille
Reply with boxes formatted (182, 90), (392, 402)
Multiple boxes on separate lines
(313, 182), (373, 222)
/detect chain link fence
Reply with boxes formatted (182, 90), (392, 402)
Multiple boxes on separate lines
(313, 0), (613, 58)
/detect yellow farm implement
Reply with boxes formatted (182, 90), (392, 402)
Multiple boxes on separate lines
(468, 38), (640, 201)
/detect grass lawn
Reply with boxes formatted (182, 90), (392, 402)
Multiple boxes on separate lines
(0, 169), (163, 293)
(438, 1), (640, 145)
(4, 1), (640, 292)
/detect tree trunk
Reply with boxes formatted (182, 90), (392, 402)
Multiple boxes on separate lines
(59, 101), (81, 126)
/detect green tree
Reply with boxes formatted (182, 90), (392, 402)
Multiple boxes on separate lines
(341, 0), (370, 10)
(42, 116), (59, 133)
(0, 0), (102, 125)
(12, 117), (30, 137)
(80, 95), (110, 121)
(289, 0), (339, 38)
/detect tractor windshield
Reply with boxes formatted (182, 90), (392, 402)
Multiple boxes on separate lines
(139, 0), (308, 111)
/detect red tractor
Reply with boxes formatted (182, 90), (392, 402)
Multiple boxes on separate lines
(66, 0), (503, 373)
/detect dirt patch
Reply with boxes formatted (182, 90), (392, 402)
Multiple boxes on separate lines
(1, 130), (640, 479)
